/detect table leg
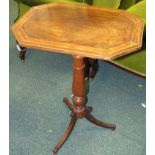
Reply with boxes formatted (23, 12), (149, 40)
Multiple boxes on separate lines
(52, 55), (116, 154)
(52, 112), (77, 154)
(84, 58), (90, 79)
(88, 58), (99, 80)
(85, 107), (116, 130)
(16, 41), (27, 63)
(84, 58), (99, 80)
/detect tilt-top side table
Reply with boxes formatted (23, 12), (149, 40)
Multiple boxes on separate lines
(12, 2), (144, 154)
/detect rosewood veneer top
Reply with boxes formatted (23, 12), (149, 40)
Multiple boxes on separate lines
(12, 2), (144, 60)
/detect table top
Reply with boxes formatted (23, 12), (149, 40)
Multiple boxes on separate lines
(12, 2), (144, 60)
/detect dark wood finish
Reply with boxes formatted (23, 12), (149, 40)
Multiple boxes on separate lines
(52, 112), (77, 154)
(84, 58), (99, 80)
(52, 56), (116, 154)
(63, 97), (73, 111)
(84, 58), (90, 79)
(72, 56), (86, 118)
(88, 58), (99, 80)
(85, 107), (116, 130)
(16, 41), (27, 62)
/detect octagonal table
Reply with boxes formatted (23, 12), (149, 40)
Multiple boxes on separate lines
(12, 2), (144, 154)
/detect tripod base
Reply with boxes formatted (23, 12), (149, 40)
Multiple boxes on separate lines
(52, 97), (116, 154)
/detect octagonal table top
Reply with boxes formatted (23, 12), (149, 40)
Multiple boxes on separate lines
(12, 2), (144, 60)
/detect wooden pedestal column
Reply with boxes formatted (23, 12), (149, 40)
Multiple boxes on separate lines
(72, 56), (86, 118)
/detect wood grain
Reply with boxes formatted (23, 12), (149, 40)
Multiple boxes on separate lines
(11, 2), (144, 60)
